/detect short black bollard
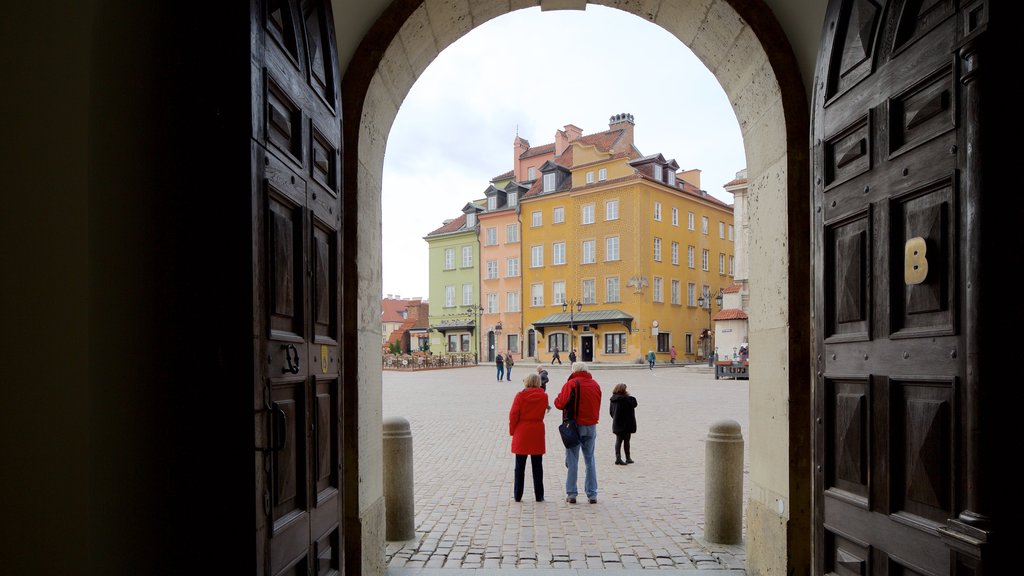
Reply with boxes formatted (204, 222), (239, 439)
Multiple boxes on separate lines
(383, 416), (415, 541)
(704, 419), (744, 544)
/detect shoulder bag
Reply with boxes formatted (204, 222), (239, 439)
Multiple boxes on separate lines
(558, 380), (581, 448)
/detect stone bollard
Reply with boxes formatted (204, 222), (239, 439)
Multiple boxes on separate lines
(383, 416), (415, 541)
(704, 419), (744, 544)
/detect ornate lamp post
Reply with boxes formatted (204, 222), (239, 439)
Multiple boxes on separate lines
(696, 288), (723, 364)
(466, 305), (483, 363)
(562, 299), (582, 356)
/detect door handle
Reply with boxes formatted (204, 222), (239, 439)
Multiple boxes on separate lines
(282, 344), (300, 374)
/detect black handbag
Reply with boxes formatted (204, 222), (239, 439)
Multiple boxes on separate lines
(558, 381), (581, 448)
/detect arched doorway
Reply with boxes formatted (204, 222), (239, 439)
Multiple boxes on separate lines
(340, 1), (810, 573)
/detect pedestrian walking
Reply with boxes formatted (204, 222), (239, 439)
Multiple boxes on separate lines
(536, 365), (549, 391)
(553, 361), (602, 504)
(609, 383), (637, 465)
(646, 349), (656, 370)
(509, 372), (548, 502)
(496, 352), (505, 381)
(551, 346), (562, 364)
(505, 353), (514, 381)
(568, 348), (577, 363)
(670, 345), (677, 364)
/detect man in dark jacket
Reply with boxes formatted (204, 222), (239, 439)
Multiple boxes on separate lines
(553, 362), (602, 504)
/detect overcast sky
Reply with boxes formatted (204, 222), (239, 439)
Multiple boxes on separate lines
(381, 5), (746, 300)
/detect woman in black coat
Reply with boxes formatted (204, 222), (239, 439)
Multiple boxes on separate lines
(608, 383), (637, 465)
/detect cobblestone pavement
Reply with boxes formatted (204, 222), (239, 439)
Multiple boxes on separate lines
(383, 362), (749, 573)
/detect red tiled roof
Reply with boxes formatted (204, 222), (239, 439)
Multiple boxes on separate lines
(724, 177), (748, 187)
(520, 143), (554, 159)
(723, 283), (743, 293)
(425, 213), (467, 236)
(713, 309), (749, 321)
(491, 169), (514, 181)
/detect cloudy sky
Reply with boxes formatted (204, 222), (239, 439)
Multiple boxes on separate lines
(381, 5), (746, 300)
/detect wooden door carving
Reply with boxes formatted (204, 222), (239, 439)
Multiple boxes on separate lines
(811, 0), (990, 574)
(253, 0), (343, 574)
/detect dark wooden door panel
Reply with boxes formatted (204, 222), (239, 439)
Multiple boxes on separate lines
(813, 0), (990, 573)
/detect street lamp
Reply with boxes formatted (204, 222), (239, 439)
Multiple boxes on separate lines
(466, 305), (483, 363)
(562, 299), (583, 357)
(696, 288), (723, 364)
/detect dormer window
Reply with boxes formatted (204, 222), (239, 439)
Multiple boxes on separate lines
(668, 171), (676, 186)
(487, 196), (497, 210)
(508, 192), (518, 207)
(598, 168), (607, 181)
(653, 164), (663, 181)
(528, 166), (537, 181)
(543, 172), (556, 193)
(466, 213), (476, 227)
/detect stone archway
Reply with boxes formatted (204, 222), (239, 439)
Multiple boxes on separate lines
(340, 1), (810, 573)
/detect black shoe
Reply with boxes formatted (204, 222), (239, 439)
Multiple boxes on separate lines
(536, 498), (544, 502)
(615, 460), (626, 465)
(588, 497), (597, 504)
(566, 496), (576, 504)
(626, 459), (634, 464)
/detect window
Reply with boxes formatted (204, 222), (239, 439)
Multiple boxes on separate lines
(549, 333), (568, 353)
(447, 334), (459, 353)
(463, 284), (473, 305)
(702, 216), (709, 235)
(445, 285), (455, 307)
(552, 281), (565, 305)
(598, 167), (607, 181)
(687, 245), (695, 268)
(466, 213), (476, 227)
(531, 283), (544, 306)
(444, 248), (455, 270)
(531, 245), (543, 267)
(719, 253), (726, 275)
(528, 166), (536, 181)
(653, 277), (663, 303)
(506, 291), (520, 313)
(531, 211), (542, 227)
(604, 333), (626, 354)
(506, 223), (519, 243)
(508, 192), (518, 207)
(687, 282), (695, 306)
(485, 227), (497, 246)
(485, 260), (498, 279)
(728, 224), (734, 241)
(581, 204), (594, 225)
(487, 196), (497, 210)
(671, 280), (680, 305)
(605, 199), (619, 220)
(606, 276), (620, 302)
(702, 249), (709, 271)
(582, 279), (596, 304)
(671, 241), (679, 265)
(507, 334), (519, 354)
(653, 237), (662, 261)
(685, 333), (693, 354)
(654, 202), (662, 221)
(462, 246), (472, 267)
(672, 207), (679, 226)
(586, 171), (594, 184)
(653, 164), (663, 181)
(605, 236), (619, 261)
(460, 333), (470, 352)
(668, 171), (676, 186)
(730, 255), (735, 276)
(581, 239), (595, 264)
(543, 172), (556, 192)
(552, 241), (566, 265)
(553, 206), (564, 224)
(719, 221), (725, 238)
(506, 257), (519, 278)
(688, 211), (695, 230)
(487, 292), (498, 313)
(657, 333), (671, 353)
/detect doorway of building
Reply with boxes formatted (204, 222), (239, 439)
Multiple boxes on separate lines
(580, 334), (594, 363)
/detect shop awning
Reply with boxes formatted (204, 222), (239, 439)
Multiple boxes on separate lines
(530, 309), (635, 336)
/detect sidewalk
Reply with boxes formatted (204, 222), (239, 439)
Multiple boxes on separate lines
(382, 364), (748, 573)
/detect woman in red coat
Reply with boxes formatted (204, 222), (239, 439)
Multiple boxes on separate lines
(509, 372), (549, 502)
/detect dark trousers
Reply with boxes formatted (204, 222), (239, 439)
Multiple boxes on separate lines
(615, 433), (632, 462)
(513, 454), (544, 501)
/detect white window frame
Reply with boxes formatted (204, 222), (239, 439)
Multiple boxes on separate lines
(445, 285), (455, 307)
(654, 202), (662, 221)
(581, 239), (595, 264)
(461, 246), (472, 267)
(606, 276), (620, 303)
(487, 292), (498, 314)
(485, 227), (497, 246)
(531, 211), (542, 227)
(506, 223), (519, 243)
(487, 196), (497, 210)
(719, 221), (725, 238)
(653, 164), (663, 181)
(653, 277), (663, 303)
(462, 283), (473, 306)
(444, 247), (455, 270)
(506, 257), (519, 278)
(598, 167), (607, 181)
(552, 281), (566, 305)
(486, 260), (498, 279)
(730, 255), (735, 276)
(531, 245), (544, 268)
(702, 249), (709, 271)
(552, 241), (566, 265)
(605, 199), (619, 221)
(508, 192), (518, 207)
(702, 216), (709, 235)
(586, 171), (594, 184)
(728, 224), (734, 241)
(720, 253), (726, 275)
(687, 283), (696, 306)
(582, 279), (596, 304)
(543, 172), (556, 192)
(528, 166), (536, 181)
(672, 207), (679, 226)
(506, 291), (520, 313)
(687, 245), (695, 269)
(653, 237), (662, 261)
(671, 279), (681, 305)
(466, 213), (476, 228)
(671, 241), (679, 265)
(553, 206), (565, 224)
(605, 236), (620, 261)
(581, 204), (595, 225)
(531, 283), (544, 307)
(688, 211), (695, 230)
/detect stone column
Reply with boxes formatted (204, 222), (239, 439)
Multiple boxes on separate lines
(383, 416), (415, 541)
(705, 419), (744, 544)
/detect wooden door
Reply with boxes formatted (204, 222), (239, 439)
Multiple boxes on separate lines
(811, 0), (990, 574)
(253, 0), (343, 574)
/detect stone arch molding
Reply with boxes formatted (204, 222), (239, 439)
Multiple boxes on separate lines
(344, 0), (806, 572)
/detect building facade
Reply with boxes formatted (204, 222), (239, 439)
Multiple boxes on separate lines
(423, 206), (483, 358)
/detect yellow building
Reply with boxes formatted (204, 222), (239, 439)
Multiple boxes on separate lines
(520, 115), (734, 364)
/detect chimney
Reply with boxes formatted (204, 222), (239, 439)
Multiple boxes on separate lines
(513, 135), (530, 181)
(608, 112), (635, 152)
